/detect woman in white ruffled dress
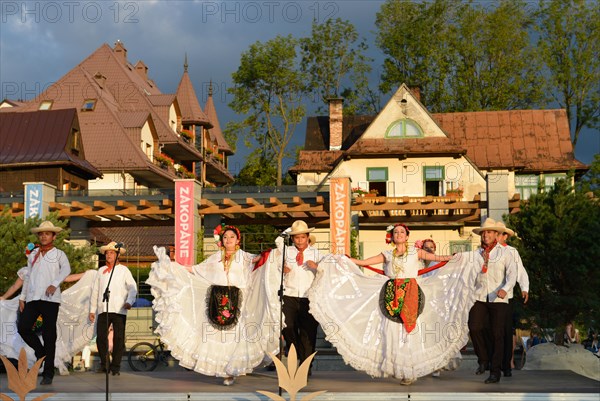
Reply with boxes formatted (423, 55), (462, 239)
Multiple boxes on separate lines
(308, 223), (479, 385)
(0, 268), (97, 374)
(147, 224), (281, 386)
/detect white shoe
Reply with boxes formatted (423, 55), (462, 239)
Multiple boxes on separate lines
(400, 378), (416, 385)
(432, 370), (441, 377)
(223, 377), (235, 386)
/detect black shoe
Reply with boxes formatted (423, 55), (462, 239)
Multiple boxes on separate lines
(475, 363), (487, 375)
(266, 362), (276, 371)
(95, 367), (108, 374)
(40, 377), (53, 385)
(111, 371), (120, 376)
(485, 374), (500, 384)
(503, 369), (512, 377)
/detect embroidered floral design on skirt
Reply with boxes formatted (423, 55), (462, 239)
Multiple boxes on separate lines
(207, 285), (241, 330)
(379, 278), (424, 332)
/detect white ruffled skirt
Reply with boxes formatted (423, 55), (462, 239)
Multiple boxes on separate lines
(307, 254), (477, 380)
(0, 269), (97, 374)
(147, 246), (282, 378)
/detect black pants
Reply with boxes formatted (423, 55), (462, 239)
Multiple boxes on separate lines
(282, 296), (318, 365)
(96, 312), (127, 373)
(468, 300), (509, 377)
(18, 300), (60, 379)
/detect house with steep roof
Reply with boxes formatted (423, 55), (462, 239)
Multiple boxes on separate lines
(2, 41), (234, 191)
(0, 108), (101, 192)
(291, 84), (587, 256)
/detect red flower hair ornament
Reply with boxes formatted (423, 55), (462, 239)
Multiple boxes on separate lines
(385, 223), (410, 244)
(213, 224), (241, 248)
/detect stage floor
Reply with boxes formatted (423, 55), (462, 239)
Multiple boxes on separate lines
(1, 366), (599, 401)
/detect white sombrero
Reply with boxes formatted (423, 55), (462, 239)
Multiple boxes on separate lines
(99, 241), (126, 255)
(31, 221), (63, 234)
(473, 218), (505, 235)
(289, 220), (315, 236)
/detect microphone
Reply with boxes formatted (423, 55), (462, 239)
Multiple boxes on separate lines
(278, 228), (292, 238)
(115, 242), (125, 249)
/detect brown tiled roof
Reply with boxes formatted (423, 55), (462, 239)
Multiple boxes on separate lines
(204, 90), (232, 154)
(304, 115), (373, 151)
(347, 138), (465, 156)
(176, 71), (211, 126)
(90, 225), (174, 257)
(432, 109), (586, 172)
(5, 43), (204, 175)
(118, 111), (150, 128)
(288, 151), (344, 174)
(148, 94), (176, 107)
(293, 109), (585, 173)
(0, 109), (101, 178)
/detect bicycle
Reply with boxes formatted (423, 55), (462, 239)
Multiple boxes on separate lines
(127, 327), (170, 372)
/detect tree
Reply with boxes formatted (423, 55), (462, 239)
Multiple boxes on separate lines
(375, 0), (544, 112)
(449, 0), (543, 111)
(228, 35), (306, 186)
(235, 148), (278, 187)
(506, 177), (600, 341)
(300, 18), (373, 115)
(375, 0), (456, 110)
(0, 212), (97, 294)
(536, 0), (600, 147)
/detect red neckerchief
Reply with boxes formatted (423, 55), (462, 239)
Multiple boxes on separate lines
(31, 244), (54, 267)
(296, 246), (307, 265)
(103, 262), (116, 275)
(480, 240), (498, 273)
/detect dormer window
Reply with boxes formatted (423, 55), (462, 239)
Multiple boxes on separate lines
(385, 118), (423, 138)
(81, 99), (97, 111)
(39, 100), (53, 110)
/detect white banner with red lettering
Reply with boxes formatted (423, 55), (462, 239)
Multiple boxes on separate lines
(329, 177), (351, 255)
(175, 180), (195, 265)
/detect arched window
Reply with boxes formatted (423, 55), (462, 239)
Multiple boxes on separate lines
(385, 119), (424, 138)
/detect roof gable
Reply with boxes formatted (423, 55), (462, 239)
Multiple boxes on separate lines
(0, 109), (101, 178)
(360, 83), (448, 140)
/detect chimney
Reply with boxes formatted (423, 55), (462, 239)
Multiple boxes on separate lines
(135, 60), (148, 80)
(113, 40), (127, 63)
(328, 98), (343, 151)
(408, 85), (421, 103)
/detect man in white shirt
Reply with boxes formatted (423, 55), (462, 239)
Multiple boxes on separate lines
(280, 220), (325, 371)
(498, 222), (529, 378)
(18, 221), (71, 385)
(468, 218), (517, 384)
(89, 241), (137, 376)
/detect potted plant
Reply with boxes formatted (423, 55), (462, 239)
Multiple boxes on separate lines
(366, 189), (379, 197)
(177, 165), (195, 179)
(446, 187), (464, 198)
(155, 153), (174, 168)
(180, 130), (193, 143)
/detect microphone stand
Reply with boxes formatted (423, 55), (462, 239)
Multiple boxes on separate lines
(102, 248), (120, 401)
(277, 234), (288, 397)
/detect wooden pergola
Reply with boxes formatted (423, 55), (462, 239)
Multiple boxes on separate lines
(0, 193), (522, 228)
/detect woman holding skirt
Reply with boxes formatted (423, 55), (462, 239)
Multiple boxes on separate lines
(148, 224), (281, 386)
(308, 223), (479, 385)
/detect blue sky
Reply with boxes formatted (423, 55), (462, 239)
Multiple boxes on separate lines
(1, 0), (597, 177)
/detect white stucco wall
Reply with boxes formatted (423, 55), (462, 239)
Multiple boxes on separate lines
(88, 172), (141, 191)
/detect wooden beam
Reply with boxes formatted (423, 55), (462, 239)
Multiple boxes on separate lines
(117, 200), (136, 209)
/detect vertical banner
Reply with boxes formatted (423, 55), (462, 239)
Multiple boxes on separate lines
(175, 180), (195, 265)
(25, 183), (43, 219)
(24, 182), (55, 221)
(329, 177), (351, 255)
